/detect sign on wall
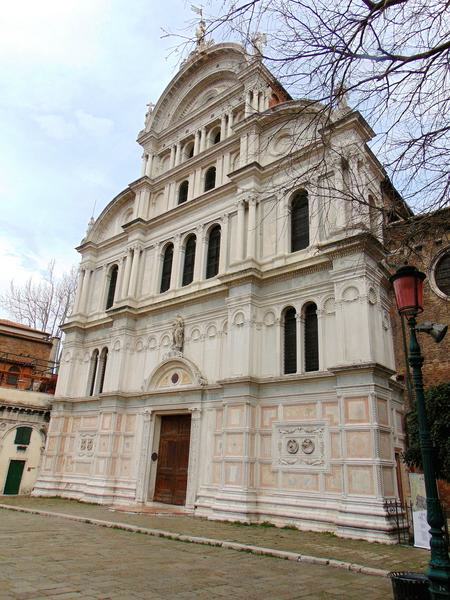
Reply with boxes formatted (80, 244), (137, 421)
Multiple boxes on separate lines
(409, 472), (431, 550)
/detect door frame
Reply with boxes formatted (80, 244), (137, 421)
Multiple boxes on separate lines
(136, 406), (201, 509)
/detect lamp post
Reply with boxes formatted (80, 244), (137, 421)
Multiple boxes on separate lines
(390, 265), (450, 599)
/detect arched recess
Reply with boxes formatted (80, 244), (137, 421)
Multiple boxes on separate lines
(142, 357), (207, 392)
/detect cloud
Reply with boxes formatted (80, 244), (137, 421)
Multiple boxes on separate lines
(75, 110), (114, 137)
(34, 114), (76, 140)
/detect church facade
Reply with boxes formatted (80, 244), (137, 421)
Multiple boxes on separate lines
(34, 42), (406, 542)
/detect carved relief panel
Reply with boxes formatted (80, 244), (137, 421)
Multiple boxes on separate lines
(272, 421), (329, 471)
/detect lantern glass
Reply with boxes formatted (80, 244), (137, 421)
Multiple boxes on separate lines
(390, 266), (426, 315)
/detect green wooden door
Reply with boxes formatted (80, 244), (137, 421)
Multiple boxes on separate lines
(3, 460), (25, 494)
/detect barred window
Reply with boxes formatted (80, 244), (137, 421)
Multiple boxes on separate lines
(283, 307), (297, 374)
(206, 226), (221, 279)
(304, 303), (319, 372)
(160, 244), (174, 293)
(105, 264), (118, 309)
(182, 235), (196, 286)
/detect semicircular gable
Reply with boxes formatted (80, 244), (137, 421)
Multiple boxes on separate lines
(148, 43), (247, 134)
(83, 188), (135, 245)
(143, 356), (207, 391)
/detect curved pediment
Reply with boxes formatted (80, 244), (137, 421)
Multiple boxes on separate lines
(143, 356), (207, 392)
(81, 188), (135, 245)
(147, 43), (248, 134)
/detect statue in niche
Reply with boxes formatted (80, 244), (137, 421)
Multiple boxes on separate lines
(171, 315), (184, 353)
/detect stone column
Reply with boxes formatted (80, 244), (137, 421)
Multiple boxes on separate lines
(227, 112), (234, 137)
(141, 153), (148, 177)
(170, 145), (176, 169)
(296, 312), (304, 374)
(115, 256), (126, 301)
(246, 196), (257, 260)
(194, 225), (205, 282)
(145, 154), (153, 178)
(219, 213), (229, 274)
(200, 126), (207, 152)
(186, 407), (202, 508)
(72, 269), (85, 314)
(317, 307), (325, 371)
(175, 142), (181, 166)
(245, 90), (252, 117)
(128, 246), (142, 299)
(79, 267), (92, 314)
(240, 134), (248, 166)
(220, 114), (227, 140)
(194, 167), (202, 197)
(171, 234), (182, 289)
(121, 248), (133, 299)
(135, 409), (154, 503)
(193, 130), (200, 155)
(252, 89), (259, 112)
(187, 172), (195, 201)
(150, 243), (161, 295)
(236, 199), (246, 261)
(216, 155), (224, 186)
(223, 152), (231, 182)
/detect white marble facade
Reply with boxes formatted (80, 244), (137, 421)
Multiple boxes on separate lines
(34, 43), (406, 542)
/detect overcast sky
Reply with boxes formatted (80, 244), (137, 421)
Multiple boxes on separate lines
(0, 0), (215, 295)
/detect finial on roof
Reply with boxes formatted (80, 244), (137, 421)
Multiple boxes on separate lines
(144, 102), (155, 128)
(334, 82), (349, 110)
(251, 32), (267, 59)
(86, 216), (95, 236)
(191, 4), (211, 51)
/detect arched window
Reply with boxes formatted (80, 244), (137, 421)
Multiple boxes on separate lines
(291, 190), (309, 252)
(283, 307), (297, 374)
(97, 347), (108, 394)
(88, 349), (99, 396)
(204, 166), (216, 192)
(210, 128), (221, 145)
(304, 303), (319, 372)
(160, 243), (174, 293)
(6, 365), (20, 386)
(14, 426), (32, 445)
(178, 180), (189, 204)
(206, 225), (221, 279)
(184, 141), (194, 160)
(105, 264), (118, 309)
(182, 235), (196, 286)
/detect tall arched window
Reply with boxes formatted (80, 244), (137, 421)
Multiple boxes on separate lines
(291, 190), (309, 252)
(178, 180), (189, 204)
(88, 349), (99, 396)
(283, 307), (297, 374)
(97, 347), (108, 394)
(210, 127), (221, 145)
(206, 225), (221, 279)
(7, 365), (20, 386)
(304, 303), (319, 372)
(182, 235), (196, 286)
(105, 264), (118, 309)
(160, 243), (174, 293)
(204, 166), (216, 192)
(184, 141), (194, 160)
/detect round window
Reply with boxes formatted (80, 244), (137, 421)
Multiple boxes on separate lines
(434, 251), (450, 298)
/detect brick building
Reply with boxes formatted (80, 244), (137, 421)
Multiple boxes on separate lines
(0, 320), (56, 495)
(0, 320), (58, 393)
(388, 208), (450, 389)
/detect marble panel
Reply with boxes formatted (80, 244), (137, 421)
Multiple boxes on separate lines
(259, 435), (272, 458)
(284, 404), (317, 420)
(99, 435), (110, 453)
(214, 435), (223, 457)
(322, 402), (339, 426)
(212, 461), (222, 484)
(325, 465), (343, 493)
(383, 467), (395, 496)
(259, 463), (277, 488)
(379, 432), (392, 460)
(330, 432), (341, 458)
(348, 466), (374, 495)
(81, 416), (98, 430)
(215, 409), (223, 431)
(227, 406), (245, 427)
(344, 397), (369, 424)
(101, 413), (113, 430)
(224, 462), (242, 485)
(282, 472), (319, 491)
(120, 458), (131, 477)
(377, 399), (389, 426)
(125, 414), (136, 433)
(226, 433), (244, 456)
(71, 417), (81, 433)
(260, 406), (278, 429)
(47, 436), (57, 452)
(346, 431), (372, 459)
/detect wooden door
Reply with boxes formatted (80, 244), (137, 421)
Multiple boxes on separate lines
(4, 460), (25, 495)
(154, 414), (191, 505)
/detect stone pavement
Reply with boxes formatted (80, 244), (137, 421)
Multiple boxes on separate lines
(0, 496), (429, 573)
(0, 508), (394, 599)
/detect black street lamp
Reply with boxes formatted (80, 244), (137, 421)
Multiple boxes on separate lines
(390, 265), (450, 599)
